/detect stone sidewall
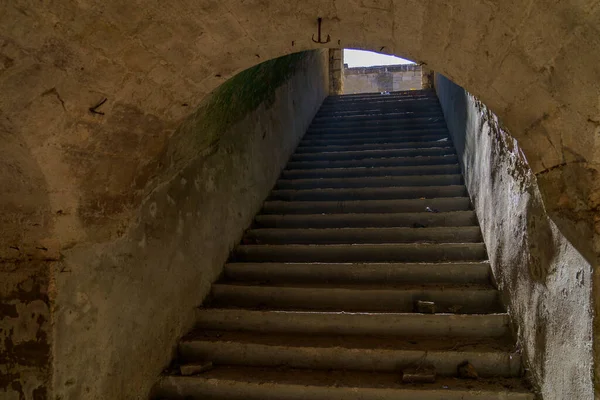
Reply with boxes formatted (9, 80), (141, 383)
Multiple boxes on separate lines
(435, 73), (594, 400)
(343, 64), (422, 94)
(48, 50), (329, 400)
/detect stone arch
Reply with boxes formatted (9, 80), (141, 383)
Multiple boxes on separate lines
(1, 0), (598, 263)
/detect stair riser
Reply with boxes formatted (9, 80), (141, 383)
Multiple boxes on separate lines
(290, 148), (455, 162)
(179, 342), (521, 378)
(281, 165), (461, 179)
(303, 129), (449, 140)
(310, 116), (445, 129)
(261, 198), (472, 215)
(233, 243), (487, 263)
(210, 285), (501, 313)
(296, 141), (453, 152)
(195, 309), (507, 337)
(312, 111), (444, 124)
(308, 123), (448, 135)
(299, 135), (450, 147)
(244, 227), (482, 245)
(269, 186), (468, 201)
(286, 155), (458, 170)
(224, 263), (491, 285)
(275, 175), (463, 190)
(154, 376), (534, 400)
(254, 212), (477, 229)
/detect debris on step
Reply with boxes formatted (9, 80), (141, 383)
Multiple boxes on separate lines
(402, 365), (436, 383)
(413, 223), (427, 228)
(426, 207), (440, 213)
(416, 300), (436, 314)
(457, 361), (479, 379)
(449, 305), (463, 313)
(180, 361), (213, 376)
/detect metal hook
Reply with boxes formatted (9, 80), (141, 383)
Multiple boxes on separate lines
(311, 17), (331, 44)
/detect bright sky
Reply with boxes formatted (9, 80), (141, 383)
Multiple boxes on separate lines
(344, 49), (414, 68)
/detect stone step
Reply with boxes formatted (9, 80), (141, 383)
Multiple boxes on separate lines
(178, 331), (520, 377)
(290, 147), (455, 162)
(268, 185), (468, 201)
(210, 282), (500, 313)
(312, 110), (443, 123)
(154, 367), (534, 400)
(308, 121), (447, 135)
(261, 197), (472, 214)
(195, 308), (507, 337)
(303, 128), (449, 140)
(282, 164), (461, 179)
(233, 243), (487, 263)
(243, 226), (482, 245)
(299, 134), (450, 146)
(286, 155), (458, 170)
(254, 211), (477, 228)
(319, 100), (441, 110)
(296, 140), (452, 153)
(223, 262), (490, 285)
(317, 106), (443, 118)
(275, 174), (463, 190)
(310, 115), (446, 129)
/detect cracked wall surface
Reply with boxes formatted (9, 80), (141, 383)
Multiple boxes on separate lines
(1, 0), (600, 398)
(436, 74), (594, 400)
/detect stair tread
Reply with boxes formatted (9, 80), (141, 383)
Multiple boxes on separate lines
(214, 282), (495, 290)
(182, 330), (514, 352)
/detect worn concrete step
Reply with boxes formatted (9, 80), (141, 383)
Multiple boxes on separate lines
(317, 106), (443, 118)
(286, 155), (459, 170)
(210, 282), (500, 313)
(275, 175), (463, 190)
(299, 134), (450, 147)
(223, 262), (490, 285)
(308, 121), (447, 135)
(233, 243), (487, 263)
(269, 185), (468, 201)
(296, 140), (452, 153)
(154, 367), (534, 400)
(178, 331), (520, 377)
(313, 110), (443, 123)
(282, 164), (461, 179)
(310, 116), (446, 129)
(318, 100), (441, 109)
(325, 91), (434, 101)
(195, 308), (506, 337)
(303, 128), (449, 140)
(261, 197), (472, 215)
(290, 147), (454, 162)
(244, 226), (482, 245)
(254, 211), (477, 229)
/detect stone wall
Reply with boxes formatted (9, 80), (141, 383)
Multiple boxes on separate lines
(343, 64), (421, 94)
(1, 50), (329, 400)
(435, 74), (594, 400)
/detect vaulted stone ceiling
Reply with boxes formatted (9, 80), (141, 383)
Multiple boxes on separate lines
(1, 0), (598, 265)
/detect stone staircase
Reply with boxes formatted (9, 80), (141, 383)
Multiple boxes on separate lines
(151, 90), (534, 399)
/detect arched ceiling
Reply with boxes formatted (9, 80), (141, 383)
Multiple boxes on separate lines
(1, 0), (599, 262)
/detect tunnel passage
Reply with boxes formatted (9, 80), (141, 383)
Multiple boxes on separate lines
(1, 1), (600, 399)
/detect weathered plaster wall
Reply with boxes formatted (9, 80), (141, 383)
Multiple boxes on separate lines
(2, 50), (329, 400)
(343, 64), (421, 93)
(435, 74), (594, 400)
(1, 262), (52, 400)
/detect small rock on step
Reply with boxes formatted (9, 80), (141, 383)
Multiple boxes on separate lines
(457, 361), (479, 379)
(416, 300), (436, 314)
(426, 207), (440, 213)
(402, 365), (436, 383)
(180, 361), (214, 376)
